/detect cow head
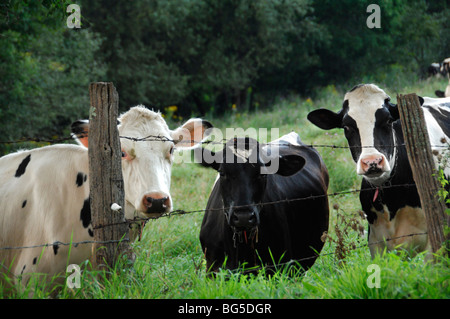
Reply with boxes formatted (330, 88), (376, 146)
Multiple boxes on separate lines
(307, 84), (418, 186)
(72, 105), (212, 219)
(198, 137), (305, 231)
(441, 57), (450, 77)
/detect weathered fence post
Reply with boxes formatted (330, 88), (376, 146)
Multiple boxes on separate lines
(397, 93), (448, 257)
(89, 82), (133, 272)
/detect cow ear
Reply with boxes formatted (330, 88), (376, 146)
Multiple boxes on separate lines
(307, 108), (343, 130)
(387, 102), (399, 120)
(71, 120), (89, 148)
(418, 96), (425, 106)
(194, 147), (221, 171)
(171, 119), (213, 149)
(276, 154), (306, 177)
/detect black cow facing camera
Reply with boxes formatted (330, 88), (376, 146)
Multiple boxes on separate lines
(196, 133), (329, 276)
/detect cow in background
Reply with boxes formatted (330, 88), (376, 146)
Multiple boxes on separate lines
(435, 57), (450, 98)
(428, 57), (449, 79)
(0, 105), (212, 288)
(428, 62), (441, 77)
(308, 84), (450, 258)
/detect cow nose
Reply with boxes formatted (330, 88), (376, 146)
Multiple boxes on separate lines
(230, 210), (257, 229)
(360, 155), (384, 174)
(142, 192), (171, 216)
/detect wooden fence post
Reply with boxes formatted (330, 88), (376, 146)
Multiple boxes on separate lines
(397, 93), (448, 257)
(89, 82), (134, 272)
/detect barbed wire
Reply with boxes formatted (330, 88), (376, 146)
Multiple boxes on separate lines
(237, 231), (429, 275)
(0, 182), (420, 252)
(0, 227), (429, 278)
(0, 133), (446, 278)
(0, 239), (129, 251)
(1, 133), (449, 150)
(0, 183), (435, 280)
(0, 134), (445, 251)
(91, 182), (418, 231)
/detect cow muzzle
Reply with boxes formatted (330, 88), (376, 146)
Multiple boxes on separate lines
(357, 153), (391, 177)
(229, 208), (259, 230)
(141, 192), (171, 217)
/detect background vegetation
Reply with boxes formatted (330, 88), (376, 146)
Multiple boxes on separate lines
(0, 0), (449, 299)
(1, 0), (449, 155)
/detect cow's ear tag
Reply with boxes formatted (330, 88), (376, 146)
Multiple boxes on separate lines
(373, 188), (379, 202)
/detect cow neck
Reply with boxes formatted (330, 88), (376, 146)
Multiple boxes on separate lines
(232, 227), (259, 270)
(132, 206), (149, 241)
(370, 129), (401, 204)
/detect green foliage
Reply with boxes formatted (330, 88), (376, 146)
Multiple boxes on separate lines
(1, 0), (450, 153)
(81, 0), (326, 114)
(1, 0), (106, 155)
(312, 0), (450, 83)
(436, 143), (450, 248)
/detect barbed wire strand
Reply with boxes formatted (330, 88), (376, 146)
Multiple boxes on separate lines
(90, 183), (418, 231)
(1, 133), (449, 150)
(0, 184), (435, 280)
(0, 183), (420, 252)
(0, 230), (429, 279)
(237, 231), (429, 276)
(0, 134), (446, 279)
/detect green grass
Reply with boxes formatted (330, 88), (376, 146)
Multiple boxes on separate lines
(1, 76), (449, 299)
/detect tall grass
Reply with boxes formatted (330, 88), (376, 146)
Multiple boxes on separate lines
(1, 76), (449, 299)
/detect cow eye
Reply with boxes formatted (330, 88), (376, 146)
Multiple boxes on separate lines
(121, 150), (131, 160)
(121, 148), (136, 160)
(166, 145), (175, 162)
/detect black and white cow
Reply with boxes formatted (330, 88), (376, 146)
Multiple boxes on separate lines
(307, 84), (450, 257)
(435, 58), (450, 98)
(428, 62), (442, 77)
(429, 57), (449, 78)
(197, 133), (329, 274)
(0, 105), (212, 287)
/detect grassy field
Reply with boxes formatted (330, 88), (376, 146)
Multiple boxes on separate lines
(1, 76), (449, 300)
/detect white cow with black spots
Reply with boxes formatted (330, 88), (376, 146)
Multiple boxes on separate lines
(0, 105), (212, 288)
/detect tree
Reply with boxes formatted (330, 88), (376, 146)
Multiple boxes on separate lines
(81, 0), (326, 115)
(0, 0), (106, 155)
